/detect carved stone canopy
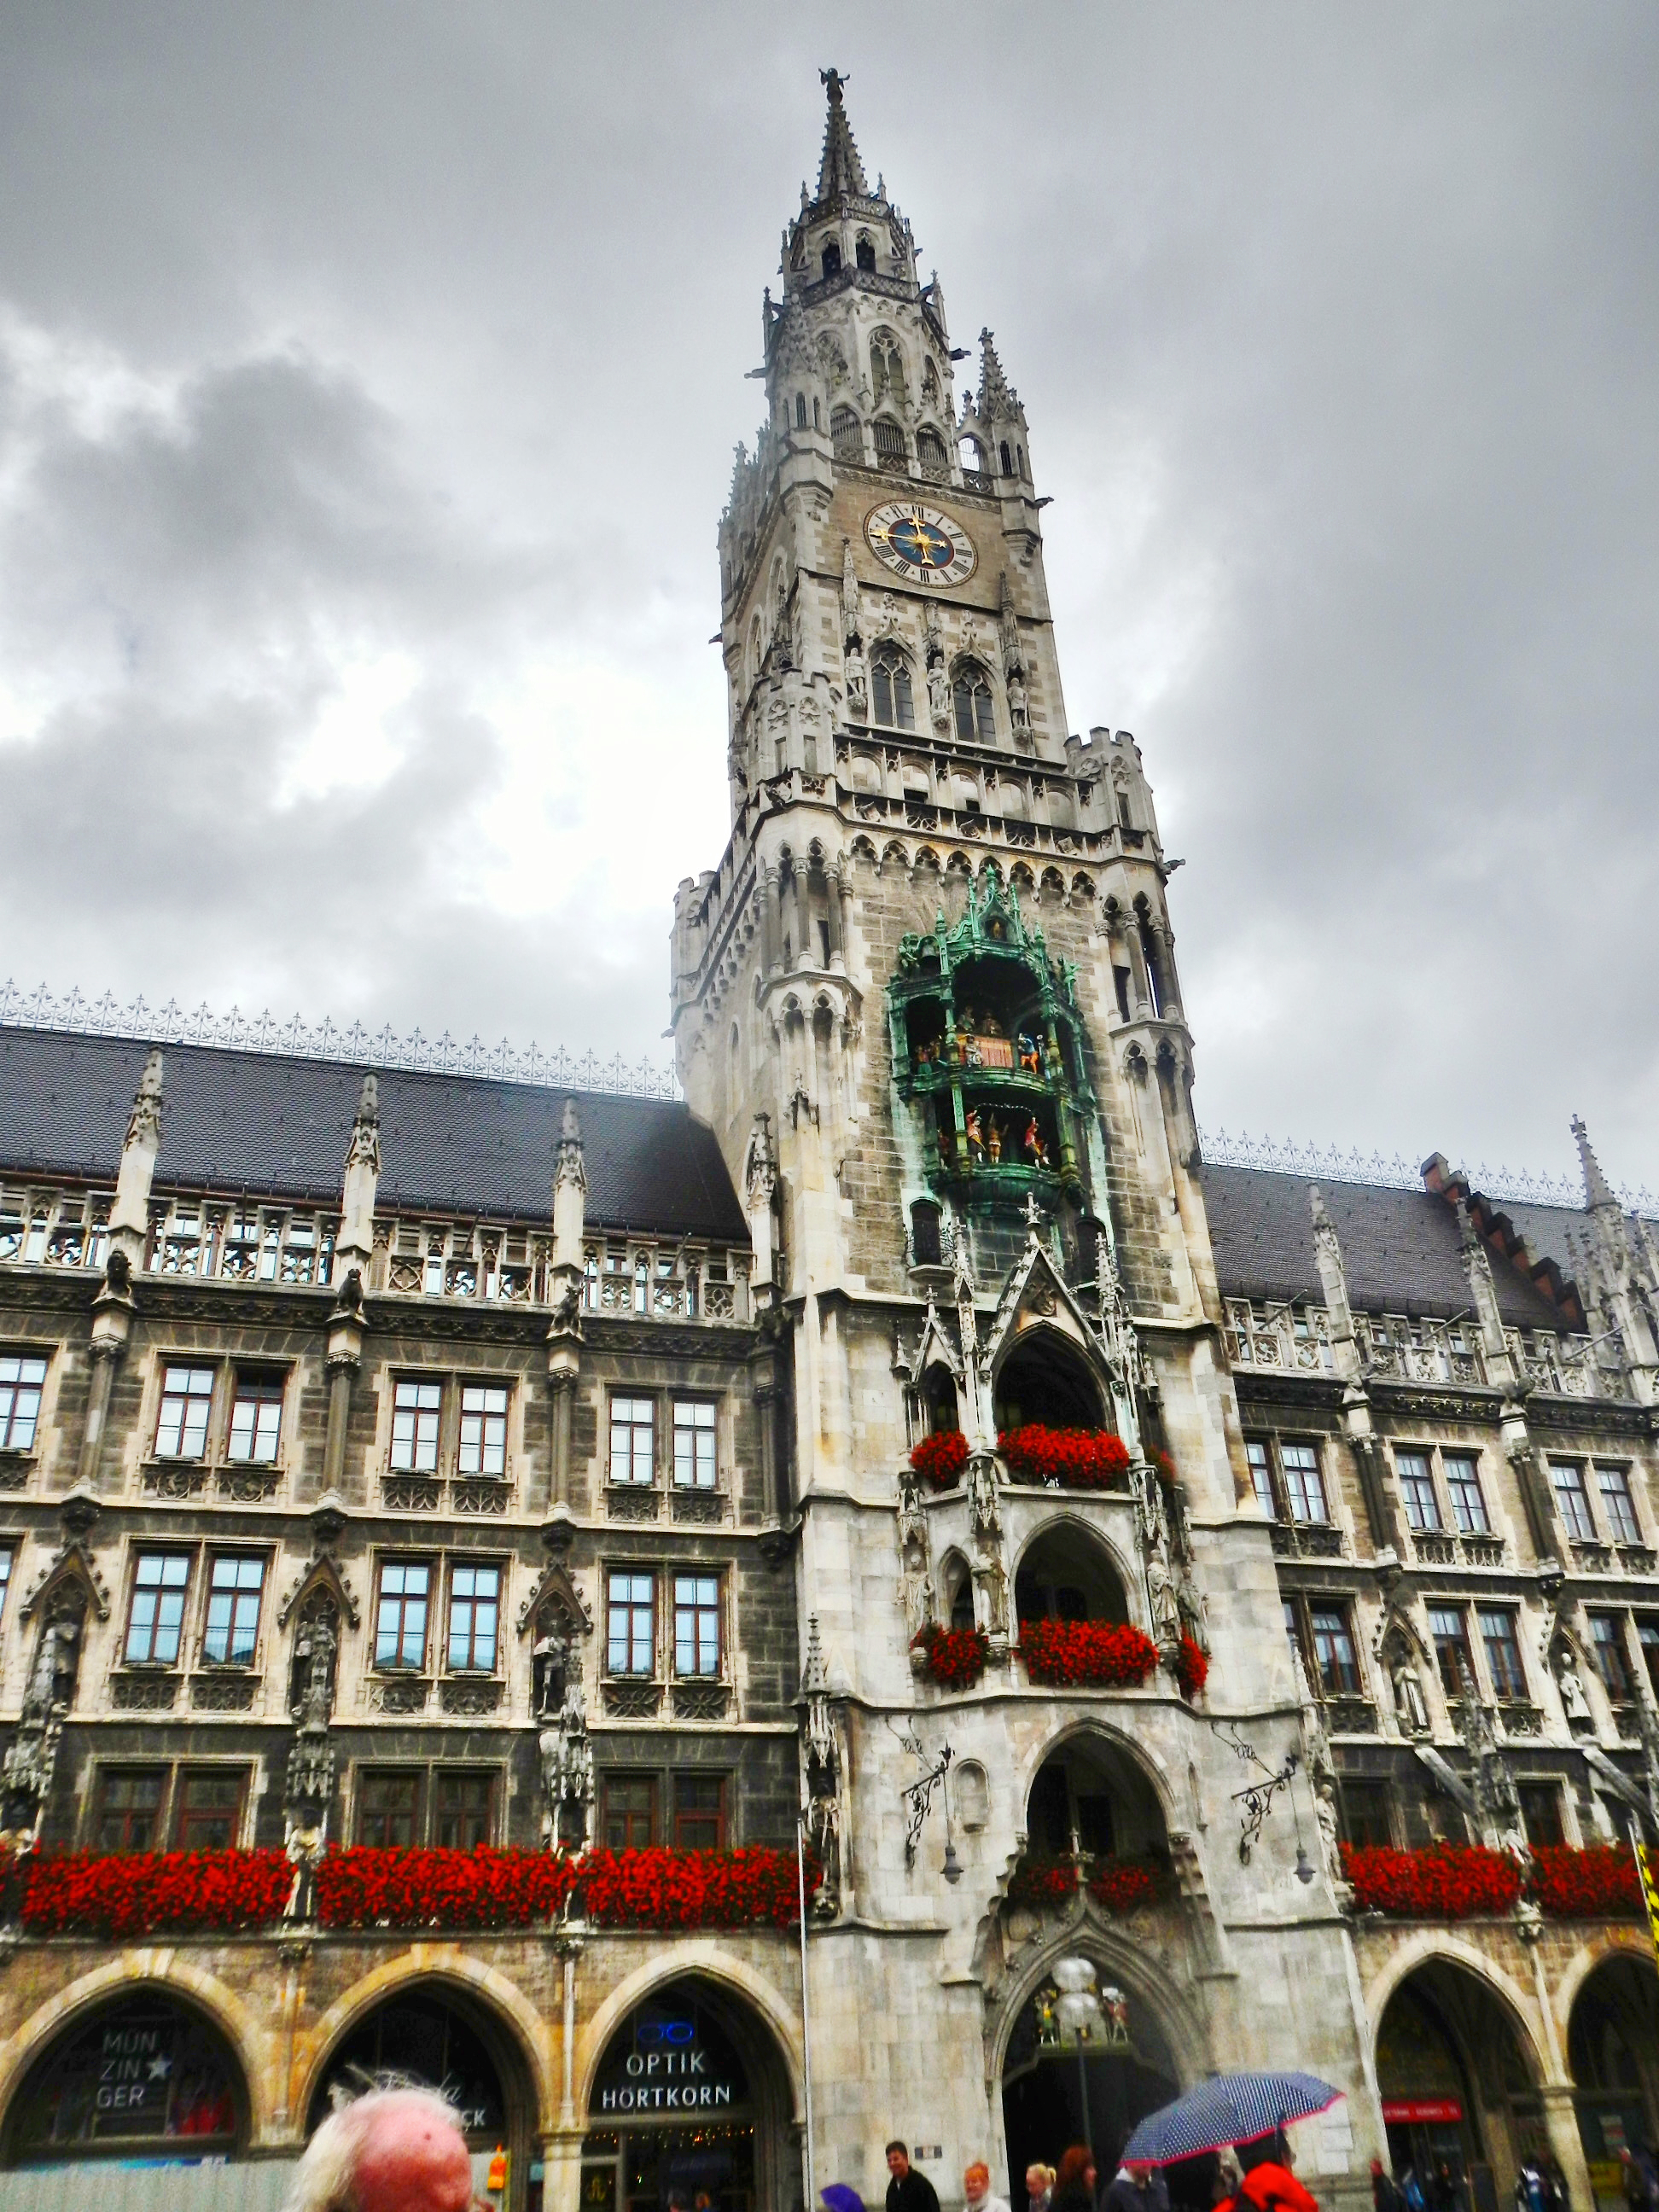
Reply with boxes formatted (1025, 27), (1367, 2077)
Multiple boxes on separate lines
(517, 1559), (592, 1642)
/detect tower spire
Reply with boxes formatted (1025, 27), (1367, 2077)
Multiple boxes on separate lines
(978, 328), (1017, 418)
(1571, 1114), (1617, 1213)
(816, 67), (869, 201)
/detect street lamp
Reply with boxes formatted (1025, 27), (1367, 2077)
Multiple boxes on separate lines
(1053, 1958), (1103, 2152)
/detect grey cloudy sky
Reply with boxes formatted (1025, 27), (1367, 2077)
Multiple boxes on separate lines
(1, 4), (1655, 1188)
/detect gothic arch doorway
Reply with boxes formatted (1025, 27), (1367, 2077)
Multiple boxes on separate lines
(1000, 1959), (1180, 2204)
(306, 1981), (537, 2210)
(1567, 1954), (1659, 2194)
(3, 1988), (247, 2166)
(1375, 1961), (1545, 2211)
(995, 1330), (1105, 1433)
(581, 1976), (797, 2212)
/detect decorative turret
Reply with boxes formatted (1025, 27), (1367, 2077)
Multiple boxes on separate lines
(108, 1047), (163, 1270)
(814, 67), (868, 201)
(1571, 1115), (1659, 1400)
(335, 1072), (381, 1289)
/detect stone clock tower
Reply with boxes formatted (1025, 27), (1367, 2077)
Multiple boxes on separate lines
(673, 70), (1378, 2206)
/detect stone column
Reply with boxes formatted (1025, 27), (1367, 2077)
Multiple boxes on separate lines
(761, 864), (783, 975)
(1540, 2083), (1595, 2212)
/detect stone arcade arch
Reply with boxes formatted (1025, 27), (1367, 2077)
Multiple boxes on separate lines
(1373, 1954), (1547, 2209)
(1567, 1953), (1659, 2194)
(993, 1327), (1106, 1435)
(579, 1974), (800, 2212)
(3, 1985), (250, 2167)
(304, 1976), (541, 2211)
(1014, 1519), (1132, 1632)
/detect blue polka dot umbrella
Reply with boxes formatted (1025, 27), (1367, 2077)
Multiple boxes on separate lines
(1121, 2072), (1345, 2166)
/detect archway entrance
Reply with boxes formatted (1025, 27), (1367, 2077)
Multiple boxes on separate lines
(3, 1990), (246, 2165)
(1016, 1527), (1130, 1633)
(307, 1983), (537, 2211)
(1001, 1968), (1181, 2206)
(995, 1331), (1104, 1434)
(1376, 1965), (1544, 2212)
(581, 1978), (796, 2212)
(1568, 1955), (1659, 2205)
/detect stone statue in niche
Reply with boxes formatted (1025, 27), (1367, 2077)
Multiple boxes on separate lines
(844, 637), (868, 719)
(1388, 1647), (1430, 1737)
(1315, 1777), (1344, 1883)
(1555, 1644), (1593, 1729)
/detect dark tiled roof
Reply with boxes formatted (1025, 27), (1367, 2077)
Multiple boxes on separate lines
(0, 1027), (746, 1241)
(1202, 1161), (1569, 1329)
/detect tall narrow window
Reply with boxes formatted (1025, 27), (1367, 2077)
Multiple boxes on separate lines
(608, 1572), (655, 1676)
(952, 666), (996, 745)
(1518, 1783), (1564, 1848)
(155, 1365), (214, 1460)
(95, 1769), (165, 1853)
(375, 1560), (430, 1670)
(830, 407), (861, 463)
(125, 1553), (190, 1665)
(1639, 1619), (1659, 1700)
(1396, 1451), (1441, 1533)
(173, 1767), (247, 1850)
(447, 1563), (500, 1672)
(602, 1773), (656, 1848)
(1280, 1442), (1328, 1524)
(0, 1354), (47, 1452)
(1338, 1778), (1394, 1848)
(435, 1771), (495, 1848)
(203, 1554), (265, 1665)
(1244, 1439), (1277, 1518)
(390, 1379), (443, 1472)
(855, 236), (876, 272)
(674, 1575), (722, 1679)
(794, 393), (807, 428)
(1309, 1604), (1360, 1696)
(1479, 1608), (1527, 1700)
(609, 1397), (655, 1487)
(358, 1770), (422, 1848)
(1589, 1613), (1633, 1698)
(227, 1371), (283, 1464)
(871, 646), (915, 731)
(0, 1545), (12, 1623)
(1551, 1461), (1596, 1541)
(1443, 1453), (1489, 1534)
(672, 1402), (718, 1490)
(820, 242), (841, 281)
(872, 417), (906, 469)
(673, 1773), (726, 1849)
(458, 1385), (509, 1478)
(1597, 1465), (1641, 1544)
(1428, 1604), (1473, 1696)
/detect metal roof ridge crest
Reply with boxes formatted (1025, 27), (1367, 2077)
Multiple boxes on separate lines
(1198, 1125), (1656, 1218)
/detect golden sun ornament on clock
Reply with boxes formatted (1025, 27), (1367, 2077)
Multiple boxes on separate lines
(864, 500), (977, 588)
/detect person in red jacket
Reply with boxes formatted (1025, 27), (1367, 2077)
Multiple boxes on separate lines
(1237, 2137), (1319, 2212)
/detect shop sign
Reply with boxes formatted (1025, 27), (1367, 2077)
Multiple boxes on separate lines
(596, 2014), (740, 2116)
(1382, 2099), (1464, 2125)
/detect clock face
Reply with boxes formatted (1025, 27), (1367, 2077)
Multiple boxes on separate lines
(864, 500), (977, 589)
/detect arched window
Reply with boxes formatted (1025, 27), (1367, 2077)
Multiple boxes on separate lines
(870, 335), (905, 399)
(958, 435), (987, 480)
(999, 439), (1013, 475)
(795, 393), (807, 428)
(871, 644), (915, 731)
(872, 416), (906, 470)
(921, 358), (940, 404)
(830, 406), (861, 462)
(916, 426), (947, 480)
(1017, 443), (1027, 480)
(812, 397), (821, 430)
(952, 662), (997, 744)
(821, 241), (841, 280)
(855, 234), (876, 271)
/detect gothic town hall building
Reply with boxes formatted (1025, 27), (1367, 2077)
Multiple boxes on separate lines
(0, 70), (1656, 2212)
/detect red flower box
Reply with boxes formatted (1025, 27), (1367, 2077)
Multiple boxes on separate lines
(1019, 1618), (1160, 1689)
(1341, 1844), (1522, 1919)
(1529, 1846), (1641, 1919)
(912, 1622), (991, 1690)
(580, 1847), (806, 1930)
(1168, 1635), (1208, 1699)
(19, 1848), (293, 1941)
(1006, 1854), (1077, 1907)
(1006, 1854), (1163, 1914)
(317, 1847), (580, 1930)
(910, 1430), (969, 1488)
(999, 1426), (1132, 1490)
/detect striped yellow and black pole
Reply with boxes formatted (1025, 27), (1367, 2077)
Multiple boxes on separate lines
(1628, 1815), (1659, 1969)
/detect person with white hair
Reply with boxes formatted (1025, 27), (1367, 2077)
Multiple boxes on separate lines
(287, 2083), (476, 2212)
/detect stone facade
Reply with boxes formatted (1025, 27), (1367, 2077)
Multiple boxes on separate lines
(0, 66), (1656, 2212)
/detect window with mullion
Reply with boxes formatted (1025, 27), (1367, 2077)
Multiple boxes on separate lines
(1589, 1613), (1633, 1700)
(434, 1769), (495, 1848)
(673, 1575), (722, 1679)
(447, 1563), (500, 1673)
(602, 1773), (656, 1848)
(1442, 1454), (1489, 1534)
(203, 1554), (265, 1665)
(358, 1768), (423, 1848)
(1245, 1438), (1277, 1518)
(1308, 1603), (1361, 1697)
(1428, 1604), (1474, 1697)
(1280, 1442), (1328, 1524)
(672, 1773), (725, 1850)
(125, 1552), (192, 1665)
(1478, 1607), (1527, 1700)
(0, 1353), (48, 1451)
(1551, 1460), (1597, 1542)
(1396, 1450), (1442, 1533)
(609, 1397), (655, 1487)
(227, 1371), (283, 1464)
(458, 1386), (509, 1478)
(0, 1546), (11, 1624)
(95, 1767), (166, 1852)
(155, 1365), (215, 1460)
(375, 1559), (431, 1671)
(1639, 1620), (1659, 1702)
(1596, 1464), (1641, 1545)
(172, 1767), (247, 1850)
(672, 1401), (718, 1490)
(390, 1380), (443, 1473)
(607, 1571), (655, 1676)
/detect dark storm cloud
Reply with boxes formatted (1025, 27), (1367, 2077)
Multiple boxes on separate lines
(0, 4), (1653, 1183)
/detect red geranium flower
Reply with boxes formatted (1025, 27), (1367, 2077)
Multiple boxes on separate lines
(999, 1427), (1132, 1490)
(1018, 1619), (1160, 1689)
(910, 1430), (969, 1488)
(912, 1621), (991, 1690)
(1340, 1843), (1522, 1919)
(1167, 1635), (1208, 1699)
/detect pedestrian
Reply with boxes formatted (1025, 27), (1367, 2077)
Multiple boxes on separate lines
(965, 2161), (1012, 2212)
(1027, 2164), (1057, 2212)
(1103, 2158), (1165, 2212)
(1431, 2162), (1465, 2212)
(1372, 2158), (1406, 2212)
(1214, 2153), (1244, 2212)
(284, 2083), (474, 2212)
(1051, 2146), (1098, 2212)
(1516, 2157), (1550, 2212)
(824, 2188), (866, 2212)
(888, 2143), (943, 2212)
(1621, 2148), (1659, 2212)
(1237, 2136), (1319, 2212)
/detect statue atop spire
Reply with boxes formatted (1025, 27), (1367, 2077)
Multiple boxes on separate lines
(1572, 1115), (1617, 1214)
(816, 67), (870, 202)
(977, 328), (1019, 419)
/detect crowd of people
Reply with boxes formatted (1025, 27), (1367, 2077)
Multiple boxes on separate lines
(819, 2133), (1324, 2212)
